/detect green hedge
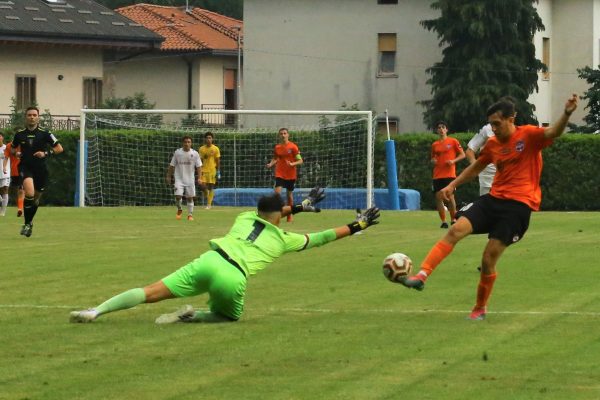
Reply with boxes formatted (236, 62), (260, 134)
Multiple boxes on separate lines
(375, 132), (600, 211)
(45, 130), (600, 210)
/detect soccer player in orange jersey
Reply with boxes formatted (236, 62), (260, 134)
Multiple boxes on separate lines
(400, 94), (579, 320)
(266, 128), (303, 222)
(430, 121), (465, 228)
(3, 140), (24, 217)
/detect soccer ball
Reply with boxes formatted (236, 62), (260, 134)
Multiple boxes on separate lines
(382, 253), (413, 283)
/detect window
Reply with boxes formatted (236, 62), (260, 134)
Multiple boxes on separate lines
(542, 37), (550, 80)
(83, 78), (102, 108)
(16, 76), (36, 110)
(377, 118), (398, 135)
(378, 0), (398, 3)
(378, 33), (397, 76)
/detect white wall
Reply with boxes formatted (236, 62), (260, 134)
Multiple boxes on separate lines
(0, 44), (102, 115)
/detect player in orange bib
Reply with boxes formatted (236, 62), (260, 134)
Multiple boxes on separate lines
(430, 121), (465, 228)
(3, 140), (24, 217)
(266, 128), (303, 222)
(400, 94), (579, 320)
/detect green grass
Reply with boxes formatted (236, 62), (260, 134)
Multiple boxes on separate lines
(1, 207), (599, 400)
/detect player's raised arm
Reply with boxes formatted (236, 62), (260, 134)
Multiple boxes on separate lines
(544, 93), (578, 139)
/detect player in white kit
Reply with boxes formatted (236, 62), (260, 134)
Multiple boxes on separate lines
(166, 136), (202, 221)
(0, 134), (9, 216)
(466, 123), (496, 196)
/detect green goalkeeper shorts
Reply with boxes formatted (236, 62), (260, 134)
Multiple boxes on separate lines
(162, 250), (247, 320)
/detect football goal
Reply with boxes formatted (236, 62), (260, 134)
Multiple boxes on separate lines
(78, 109), (374, 209)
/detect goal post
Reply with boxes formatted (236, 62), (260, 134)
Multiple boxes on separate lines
(78, 108), (374, 209)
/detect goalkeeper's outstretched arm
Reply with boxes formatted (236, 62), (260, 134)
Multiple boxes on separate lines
(300, 206), (381, 250)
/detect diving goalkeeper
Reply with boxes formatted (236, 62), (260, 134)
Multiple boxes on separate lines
(70, 187), (380, 324)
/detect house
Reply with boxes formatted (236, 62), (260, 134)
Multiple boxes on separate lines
(243, 0), (592, 133)
(111, 4), (243, 124)
(0, 0), (162, 125)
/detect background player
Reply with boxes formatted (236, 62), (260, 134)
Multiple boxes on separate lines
(11, 107), (63, 237)
(430, 121), (465, 228)
(466, 123), (496, 196)
(166, 136), (201, 221)
(3, 138), (24, 217)
(70, 188), (381, 324)
(400, 94), (578, 320)
(266, 128), (303, 222)
(198, 131), (220, 209)
(0, 134), (8, 216)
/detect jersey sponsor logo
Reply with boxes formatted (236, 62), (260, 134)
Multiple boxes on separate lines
(515, 140), (525, 152)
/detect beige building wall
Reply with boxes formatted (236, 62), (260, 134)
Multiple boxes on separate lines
(0, 44), (102, 115)
(104, 55), (238, 114)
(531, 0), (553, 125)
(547, 0), (594, 125)
(243, 0), (441, 132)
(104, 56), (189, 110)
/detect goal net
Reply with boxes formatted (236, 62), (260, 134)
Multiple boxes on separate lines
(78, 109), (374, 209)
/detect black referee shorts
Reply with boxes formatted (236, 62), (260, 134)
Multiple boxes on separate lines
(457, 194), (532, 246)
(19, 164), (49, 192)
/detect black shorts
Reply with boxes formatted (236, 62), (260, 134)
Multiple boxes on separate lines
(432, 177), (454, 193)
(9, 175), (22, 188)
(457, 194), (531, 246)
(19, 164), (48, 192)
(275, 177), (296, 192)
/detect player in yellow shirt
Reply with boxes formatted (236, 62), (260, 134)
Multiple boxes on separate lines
(198, 132), (221, 209)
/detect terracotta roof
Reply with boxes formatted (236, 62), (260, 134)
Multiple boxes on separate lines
(116, 4), (242, 52)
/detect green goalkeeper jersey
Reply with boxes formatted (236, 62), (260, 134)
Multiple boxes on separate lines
(209, 211), (336, 276)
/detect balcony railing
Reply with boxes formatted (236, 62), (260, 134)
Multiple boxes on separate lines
(0, 114), (80, 131)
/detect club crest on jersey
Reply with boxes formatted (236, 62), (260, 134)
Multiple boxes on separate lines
(515, 140), (525, 152)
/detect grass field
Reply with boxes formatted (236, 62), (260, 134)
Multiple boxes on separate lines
(1, 207), (599, 400)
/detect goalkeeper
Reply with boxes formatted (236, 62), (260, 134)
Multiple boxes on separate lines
(70, 187), (380, 324)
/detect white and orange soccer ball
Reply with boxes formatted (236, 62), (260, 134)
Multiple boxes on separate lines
(382, 253), (413, 283)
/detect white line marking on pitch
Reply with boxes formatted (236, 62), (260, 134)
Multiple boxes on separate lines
(1, 304), (599, 317)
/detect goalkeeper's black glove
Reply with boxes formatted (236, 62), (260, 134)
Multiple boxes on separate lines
(347, 206), (380, 234)
(291, 186), (326, 214)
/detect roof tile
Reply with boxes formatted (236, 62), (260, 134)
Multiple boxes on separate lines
(116, 4), (243, 52)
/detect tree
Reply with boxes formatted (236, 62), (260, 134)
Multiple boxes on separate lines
(570, 66), (600, 133)
(95, 0), (243, 20)
(421, 0), (545, 132)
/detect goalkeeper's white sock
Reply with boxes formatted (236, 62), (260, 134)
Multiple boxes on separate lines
(187, 200), (194, 216)
(0, 194), (7, 215)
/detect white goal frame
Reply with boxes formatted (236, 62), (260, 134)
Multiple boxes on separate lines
(78, 108), (373, 208)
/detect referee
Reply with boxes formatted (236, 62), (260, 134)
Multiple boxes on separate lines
(11, 106), (63, 237)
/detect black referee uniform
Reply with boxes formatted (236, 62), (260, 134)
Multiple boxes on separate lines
(12, 126), (60, 235)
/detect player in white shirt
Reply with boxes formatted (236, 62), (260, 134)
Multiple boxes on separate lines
(0, 134), (9, 216)
(166, 136), (202, 221)
(465, 123), (496, 196)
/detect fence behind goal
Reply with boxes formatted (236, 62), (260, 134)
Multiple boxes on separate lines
(79, 109), (374, 209)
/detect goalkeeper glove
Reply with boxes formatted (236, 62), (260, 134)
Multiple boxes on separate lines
(291, 186), (326, 214)
(347, 207), (380, 234)
(216, 170), (221, 180)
